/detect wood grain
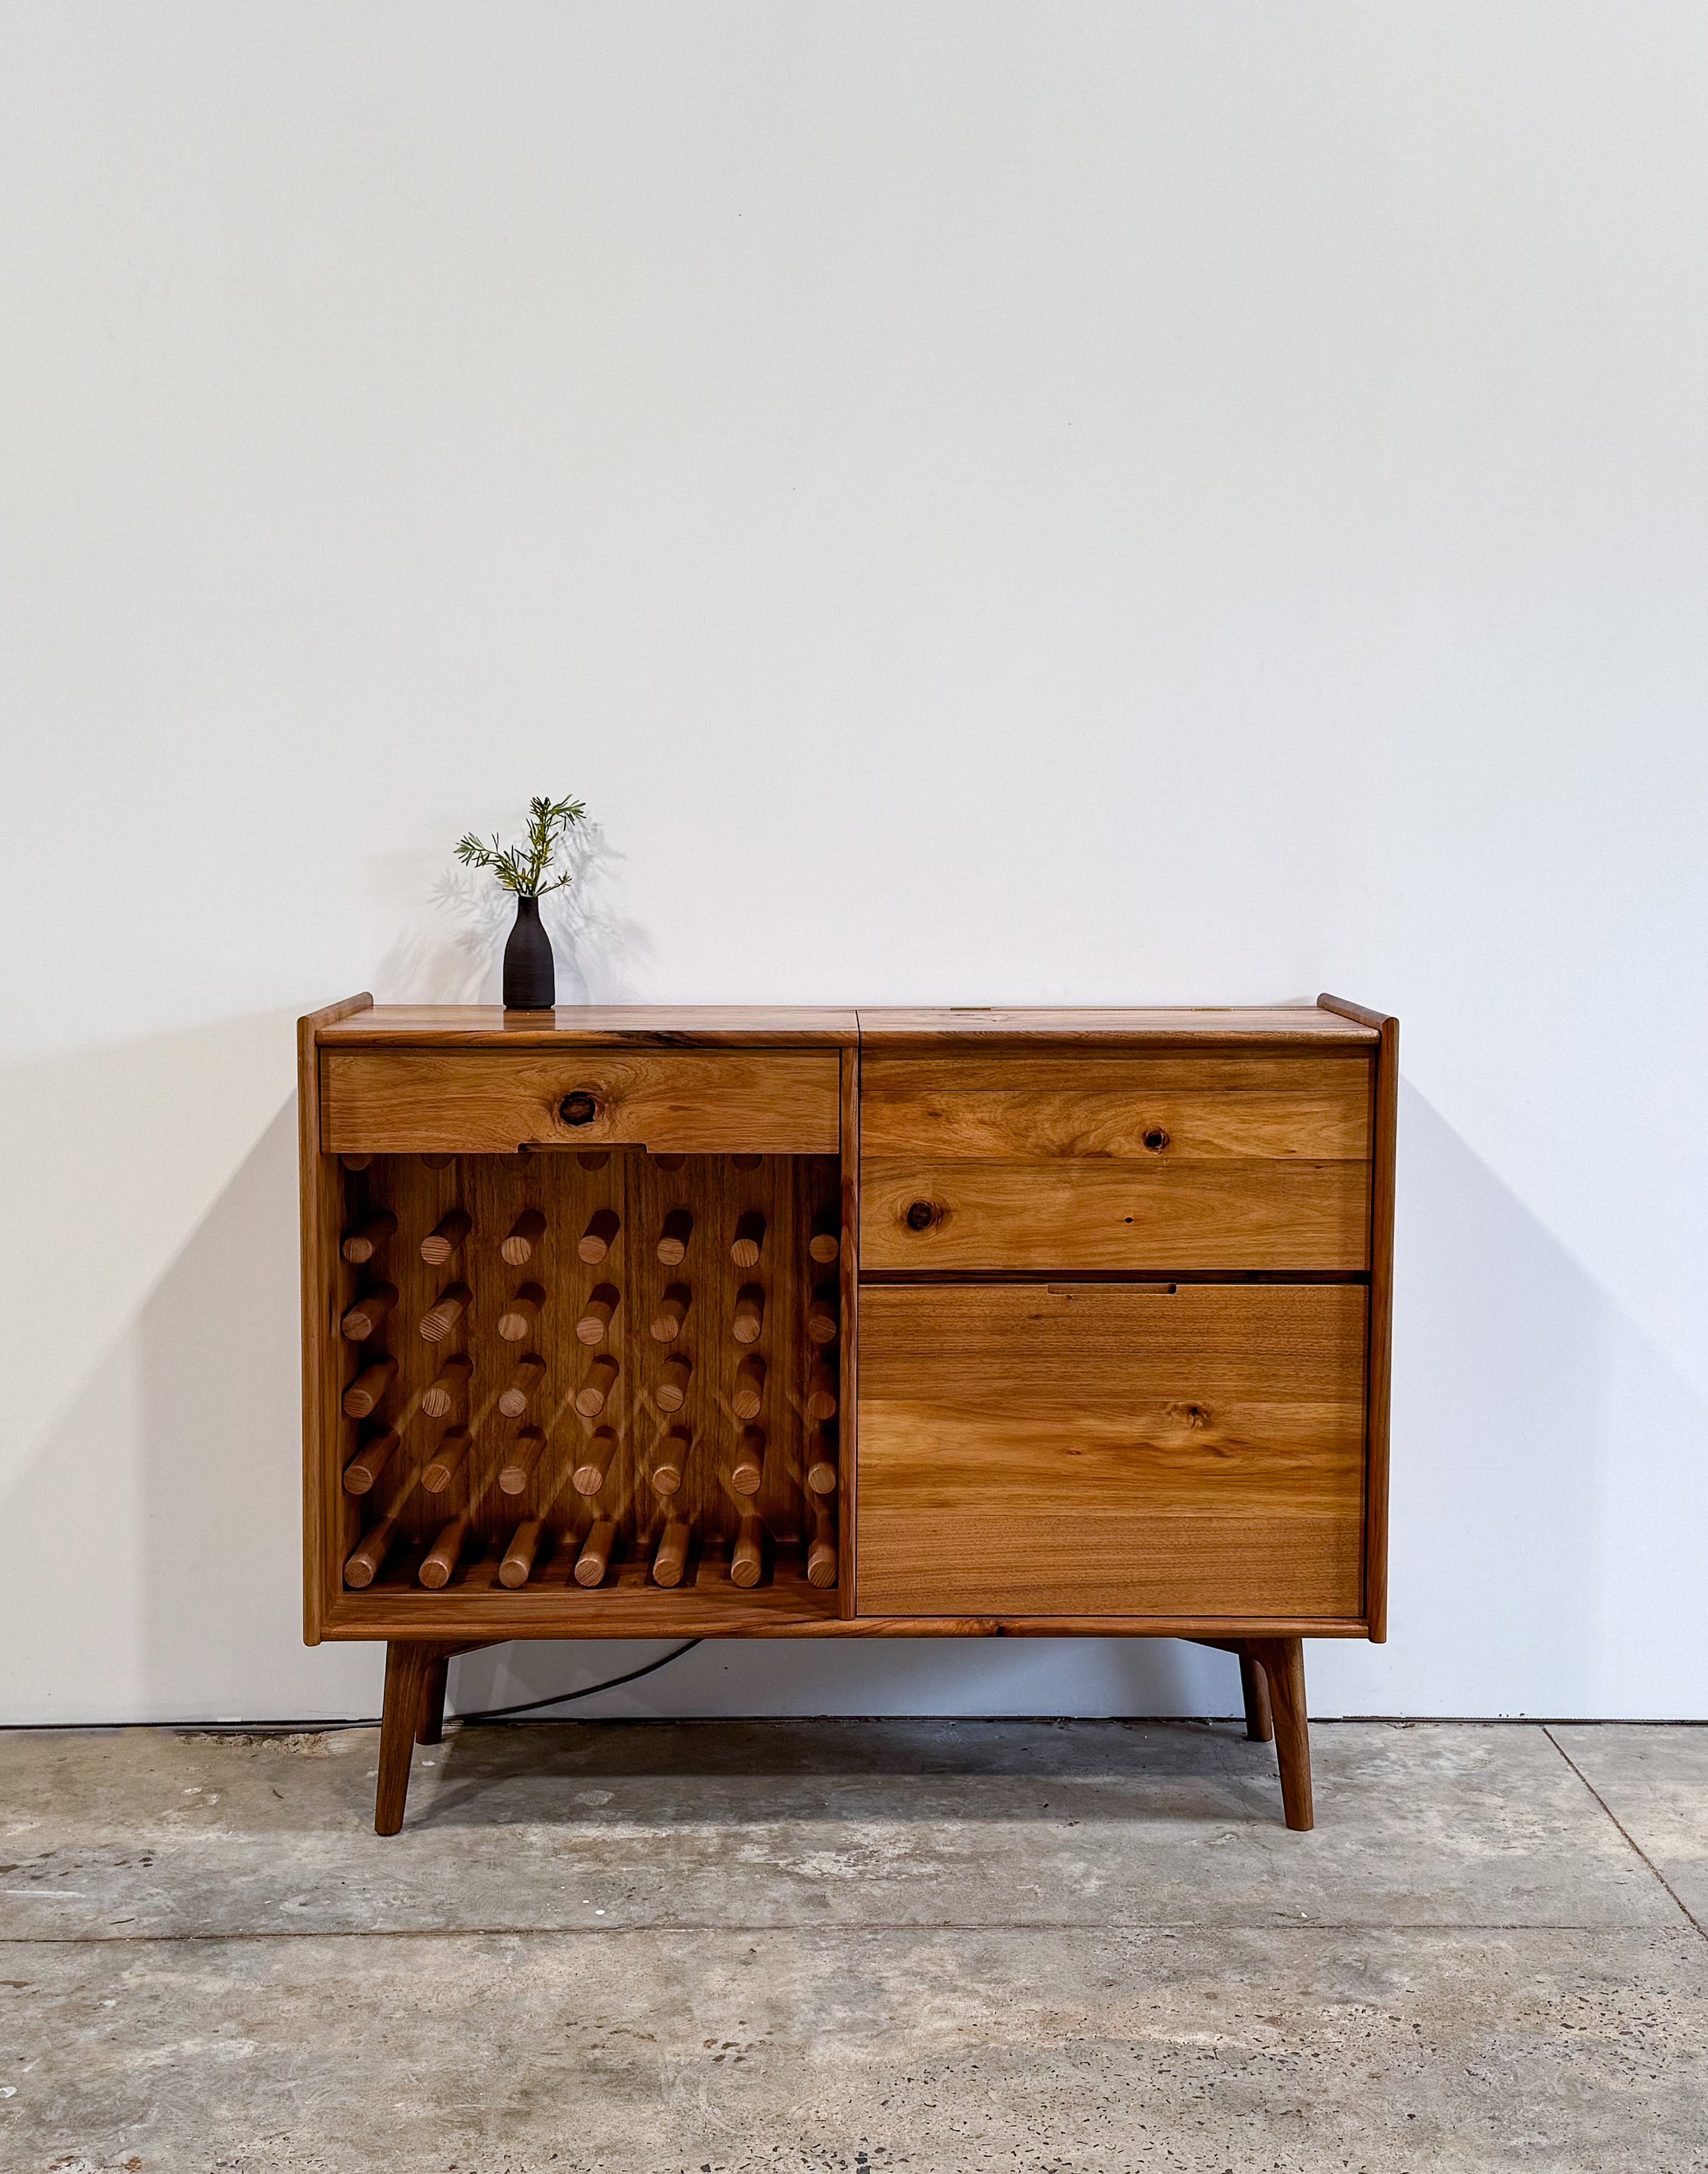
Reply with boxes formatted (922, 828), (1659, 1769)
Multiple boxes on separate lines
(855, 1008), (1377, 1047)
(318, 1006), (859, 1047)
(862, 1158), (1369, 1274)
(321, 1048), (841, 1154)
(857, 1282), (1367, 1619)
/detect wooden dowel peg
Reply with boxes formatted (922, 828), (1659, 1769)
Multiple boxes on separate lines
(574, 1519), (616, 1587)
(650, 1282), (690, 1342)
(420, 1208), (472, 1265)
(657, 1207), (694, 1265)
(731, 1354), (766, 1421)
(501, 1208), (546, 1265)
(339, 1153), (372, 1172)
(805, 1360), (838, 1422)
(731, 1284), (765, 1345)
(340, 1207), (397, 1265)
(497, 1353), (545, 1418)
(342, 1428), (398, 1495)
(805, 1434), (838, 1495)
(422, 1153), (456, 1170)
(578, 1207), (620, 1264)
(732, 1153), (763, 1172)
(655, 1352), (693, 1413)
(809, 1209), (841, 1266)
(421, 1425), (472, 1494)
(420, 1514), (469, 1588)
(807, 1284), (839, 1347)
(730, 1210), (766, 1269)
(731, 1426), (765, 1497)
(808, 1507), (838, 1588)
(653, 1517), (690, 1589)
(500, 1519), (544, 1588)
(498, 1281), (545, 1342)
(731, 1513), (764, 1588)
(419, 1280), (472, 1343)
(340, 1282), (397, 1342)
(343, 1516), (398, 1588)
(572, 1425), (616, 1496)
(650, 1426), (690, 1496)
(574, 1353), (619, 1417)
(498, 1425), (546, 1496)
(421, 1354), (473, 1418)
(576, 1282), (620, 1346)
(342, 1356), (397, 1419)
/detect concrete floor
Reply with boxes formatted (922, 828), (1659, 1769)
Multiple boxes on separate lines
(1, 1717), (1704, 2172)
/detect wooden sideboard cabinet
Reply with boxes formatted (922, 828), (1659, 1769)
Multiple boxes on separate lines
(300, 998), (1396, 1835)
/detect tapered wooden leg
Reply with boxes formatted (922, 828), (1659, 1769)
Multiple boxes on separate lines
(1190, 1635), (1313, 1830)
(1239, 1652), (1274, 1743)
(1248, 1638), (1312, 1831)
(376, 1641), (435, 1836)
(416, 1656), (450, 1746)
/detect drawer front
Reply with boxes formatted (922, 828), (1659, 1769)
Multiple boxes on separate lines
(322, 1048), (840, 1155)
(856, 1282), (1367, 1619)
(860, 1052), (1371, 1271)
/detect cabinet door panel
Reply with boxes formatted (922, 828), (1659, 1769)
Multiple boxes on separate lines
(856, 1283), (1367, 1620)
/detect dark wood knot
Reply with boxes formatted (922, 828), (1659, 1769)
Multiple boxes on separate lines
(904, 1199), (938, 1232)
(1142, 1126), (1170, 1153)
(559, 1091), (599, 1127)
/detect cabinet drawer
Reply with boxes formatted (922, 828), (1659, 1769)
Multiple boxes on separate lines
(856, 1282), (1367, 1619)
(321, 1048), (840, 1156)
(860, 1052), (1371, 1272)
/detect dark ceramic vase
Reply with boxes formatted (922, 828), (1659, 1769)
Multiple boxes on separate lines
(503, 893), (555, 1009)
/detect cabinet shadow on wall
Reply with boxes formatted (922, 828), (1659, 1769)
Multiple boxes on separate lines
(13, 1048), (1695, 1728)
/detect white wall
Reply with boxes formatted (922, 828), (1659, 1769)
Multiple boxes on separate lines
(3, 2), (1705, 1726)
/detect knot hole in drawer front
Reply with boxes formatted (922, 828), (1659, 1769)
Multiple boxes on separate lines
(558, 1091), (600, 1127)
(903, 1198), (942, 1233)
(1142, 1125), (1170, 1152)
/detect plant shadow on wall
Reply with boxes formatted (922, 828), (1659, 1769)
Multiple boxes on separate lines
(375, 815), (651, 1006)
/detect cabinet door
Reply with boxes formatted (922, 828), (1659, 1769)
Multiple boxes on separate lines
(860, 1051), (1372, 1272)
(856, 1283), (1367, 1620)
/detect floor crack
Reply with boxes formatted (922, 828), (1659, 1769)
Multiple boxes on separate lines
(1543, 1724), (1705, 1941)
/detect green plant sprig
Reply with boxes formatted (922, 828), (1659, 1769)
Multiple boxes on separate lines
(455, 793), (587, 896)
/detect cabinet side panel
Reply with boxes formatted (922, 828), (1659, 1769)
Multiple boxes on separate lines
(300, 997), (371, 1643)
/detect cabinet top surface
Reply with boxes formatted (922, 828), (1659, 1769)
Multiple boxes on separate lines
(310, 1002), (1380, 1048)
